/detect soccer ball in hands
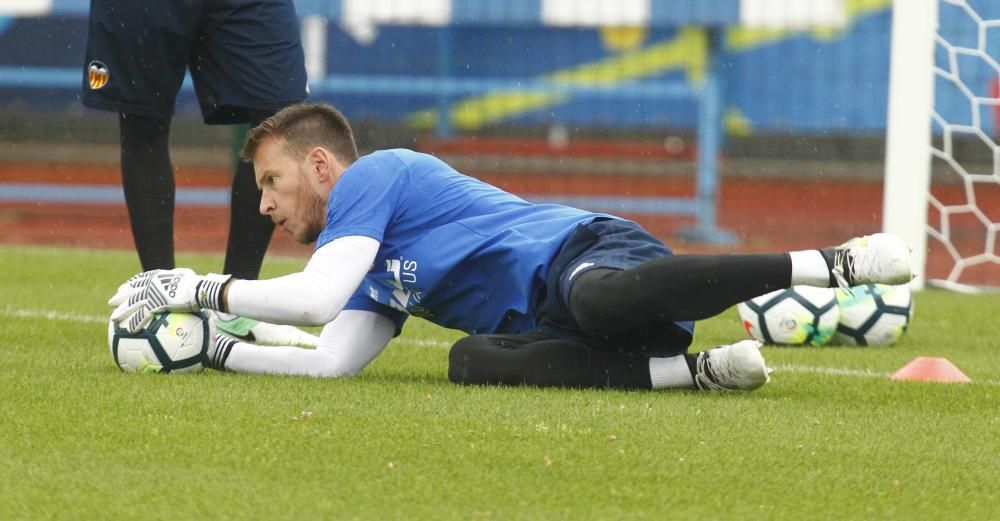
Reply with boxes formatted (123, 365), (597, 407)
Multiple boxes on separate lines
(831, 283), (913, 346)
(108, 311), (211, 373)
(737, 286), (839, 346)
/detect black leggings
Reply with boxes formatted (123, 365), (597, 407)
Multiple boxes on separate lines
(569, 253), (791, 337)
(223, 111), (279, 280)
(118, 113), (175, 271)
(448, 252), (793, 389)
(448, 332), (655, 389)
(119, 110), (275, 278)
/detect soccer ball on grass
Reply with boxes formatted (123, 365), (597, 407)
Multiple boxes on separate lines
(107, 311), (211, 373)
(830, 283), (913, 346)
(737, 286), (839, 346)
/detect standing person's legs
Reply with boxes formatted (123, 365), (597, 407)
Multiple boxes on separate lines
(223, 110), (279, 280)
(118, 114), (176, 270)
(186, 0), (315, 345)
(190, 0), (308, 280)
(82, 0), (203, 270)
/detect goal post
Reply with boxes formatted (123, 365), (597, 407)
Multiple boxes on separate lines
(885, 0), (1000, 292)
(882, 0), (938, 291)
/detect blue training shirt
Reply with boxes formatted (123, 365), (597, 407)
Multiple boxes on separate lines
(315, 149), (610, 335)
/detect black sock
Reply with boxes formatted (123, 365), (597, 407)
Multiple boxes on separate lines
(685, 353), (699, 376)
(119, 113), (175, 271)
(569, 253), (792, 337)
(820, 247), (838, 287)
(223, 111), (277, 280)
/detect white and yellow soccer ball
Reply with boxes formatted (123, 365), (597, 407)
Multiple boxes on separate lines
(107, 311), (211, 373)
(737, 286), (840, 346)
(831, 283), (913, 346)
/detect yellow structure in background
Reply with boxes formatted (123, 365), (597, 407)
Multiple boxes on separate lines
(408, 0), (892, 134)
(599, 26), (649, 52)
(407, 27), (706, 131)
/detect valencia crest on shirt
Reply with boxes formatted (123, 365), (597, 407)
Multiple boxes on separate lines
(88, 60), (110, 89)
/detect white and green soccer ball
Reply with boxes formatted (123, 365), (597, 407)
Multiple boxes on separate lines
(831, 283), (913, 346)
(107, 311), (211, 373)
(737, 286), (840, 346)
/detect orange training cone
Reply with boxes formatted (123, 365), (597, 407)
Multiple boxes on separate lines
(891, 357), (971, 383)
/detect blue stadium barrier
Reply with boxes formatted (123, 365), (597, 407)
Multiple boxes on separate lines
(0, 0), (760, 244)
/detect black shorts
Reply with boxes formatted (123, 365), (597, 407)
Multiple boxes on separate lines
(81, 0), (307, 124)
(536, 218), (695, 354)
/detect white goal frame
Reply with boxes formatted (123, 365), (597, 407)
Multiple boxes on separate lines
(883, 0), (938, 291)
(884, 0), (1000, 292)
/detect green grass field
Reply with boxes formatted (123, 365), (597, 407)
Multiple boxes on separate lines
(2, 244), (998, 520)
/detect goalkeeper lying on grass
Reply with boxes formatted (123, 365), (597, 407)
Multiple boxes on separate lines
(109, 102), (915, 391)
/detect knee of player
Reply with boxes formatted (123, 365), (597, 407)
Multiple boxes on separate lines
(568, 285), (615, 335)
(566, 268), (622, 335)
(447, 336), (483, 384)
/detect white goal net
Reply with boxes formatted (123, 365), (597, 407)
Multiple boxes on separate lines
(885, 0), (1000, 292)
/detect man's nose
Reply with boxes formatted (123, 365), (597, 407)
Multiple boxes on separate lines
(259, 193), (275, 216)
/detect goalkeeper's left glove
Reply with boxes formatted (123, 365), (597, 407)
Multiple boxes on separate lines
(109, 268), (232, 333)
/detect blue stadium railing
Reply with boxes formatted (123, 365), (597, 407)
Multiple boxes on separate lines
(0, 0), (741, 244)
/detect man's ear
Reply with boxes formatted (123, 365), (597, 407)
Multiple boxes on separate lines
(307, 146), (332, 182)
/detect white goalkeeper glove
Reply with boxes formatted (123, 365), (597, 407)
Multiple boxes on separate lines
(109, 268), (232, 333)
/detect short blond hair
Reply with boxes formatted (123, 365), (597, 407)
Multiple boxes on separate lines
(241, 103), (359, 164)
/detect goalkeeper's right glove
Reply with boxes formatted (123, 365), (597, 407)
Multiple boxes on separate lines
(109, 268), (232, 333)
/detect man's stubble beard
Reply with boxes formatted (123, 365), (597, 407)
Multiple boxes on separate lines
(297, 177), (328, 245)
